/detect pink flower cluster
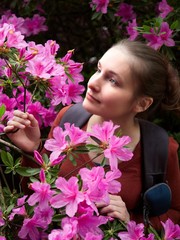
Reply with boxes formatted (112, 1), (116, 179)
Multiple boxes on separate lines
(118, 219), (180, 240)
(90, 0), (175, 50)
(0, 121), (130, 239)
(44, 120), (133, 170)
(0, 15), (85, 131)
(0, 10), (48, 37)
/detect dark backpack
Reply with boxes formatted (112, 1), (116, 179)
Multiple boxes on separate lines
(59, 103), (171, 222)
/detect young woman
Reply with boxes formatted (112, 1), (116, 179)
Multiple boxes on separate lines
(4, 39), (180, 230)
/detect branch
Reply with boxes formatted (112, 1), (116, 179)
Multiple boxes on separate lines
(0, 138), (35, 161)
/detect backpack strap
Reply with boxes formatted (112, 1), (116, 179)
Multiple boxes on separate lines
(59, 103), (169, 191)
(139, 119), (169, 192)
(59, 103), (92, 130)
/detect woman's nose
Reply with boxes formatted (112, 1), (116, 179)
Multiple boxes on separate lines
(88, 73), (102, 91)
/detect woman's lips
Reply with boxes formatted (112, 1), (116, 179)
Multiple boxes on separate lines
(86, 92), (100, 103)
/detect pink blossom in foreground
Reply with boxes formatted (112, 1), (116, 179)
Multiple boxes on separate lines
(143, 22), (175, 50)
(33, 205), (54, 228)
(157, 0), (173, 19)
(85, 232), (103, 240)
(27, 171), (55, 209)
(18, 215), (44, 240)
(79, 166), (109, 205)
(64, 123), (89, 146)
(44, 126), (67, 161)
(71, 207), (107, 238)
(48, 217), (78, 239)
(0, 237), (6, 240)
(0, 23), (26, 48)
(90, 0), (110, 14)
(0, 11), (25, 34)
(44, 124), (88, 162)
(115, 3), (136, 22)
(50, 176), (85, 217)
(118, 221), (155, 240)
(104, 135), (133, 170)
(34, 150), (44, 166)
(50, 78), (85, 106)
(161, 218), (180, 239)
(105, 169), (121, 194)
(90, 120), (119, 143)
(9, 205), (27, 221)
(126, 18), (139, 41)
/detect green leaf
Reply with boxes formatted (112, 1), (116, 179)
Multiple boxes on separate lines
(52, 213), (66, 222)
(0, 150), (14, 167)
(171, 20), (179, 30)
(69, 154), (77, 166)
(15, 167), (40, 177)
(142, 25), (151, 32)
(0, 104), (6, 118)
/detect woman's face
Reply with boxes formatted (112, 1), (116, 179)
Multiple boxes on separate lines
(83, 46), (140, 122)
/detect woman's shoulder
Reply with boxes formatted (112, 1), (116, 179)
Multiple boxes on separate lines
(53, 104), (73, 126)
(168, 136), (179, 150)
(168, 136), (179, 162)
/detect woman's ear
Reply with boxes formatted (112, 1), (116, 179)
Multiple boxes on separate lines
(134, 96), (153, 113)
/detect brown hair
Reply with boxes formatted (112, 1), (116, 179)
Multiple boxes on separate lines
(113, 39), (180, 118)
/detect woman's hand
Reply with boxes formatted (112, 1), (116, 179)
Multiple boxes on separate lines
(4, 110), (41, 152)
(96, 194), (130, 223)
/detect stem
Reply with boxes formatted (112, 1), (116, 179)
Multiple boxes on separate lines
(0, 173), (7, 210)
(64, 152), (103, 178)
(0, 138), (35, 162)
(0, 166), (11, 193)
(4, 59), (27, 112)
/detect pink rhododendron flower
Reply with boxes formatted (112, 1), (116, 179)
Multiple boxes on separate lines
(85, 232), (103, 240)
(5, 25), (27, 49)
(143, 22), (175, 50)
(50, 78), (85, 106)
(105, 169), (121, 194)
(104, 135), (133, 170)
(45, 40), (60, 56)
(33, 205), (54, 228)
(9, 205), (27, 221)
(44, 126), (67, 161)
(23, 14), (48, 36)
(90, 120), (119, 143)
(27, 172), (55, 209)
(0, 11), (25, 33)
(34, 150), (44, 166)
(64, 122), (89, 146)
(118, 221), (145, 239)
(90, 0), (109, 14)
(161, 218), (180, 239)
(9, 195), (28, 220)
(18, 215), (44, 240)
(26, 101), (46, 128)
(115, 3), (136, 22)
(126, 18), (139, 41)
(79, 166), (109, 205)
(70, 207), (107, 238)
(0, 237), (6, 240)
(157, 0), (173, 19)
(50, 176), (85, 217)
(45, 124), (89, 162)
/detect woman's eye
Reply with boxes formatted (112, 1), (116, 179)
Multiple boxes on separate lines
(109, 78), (117, 85)
(96, 68), (101, 73)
